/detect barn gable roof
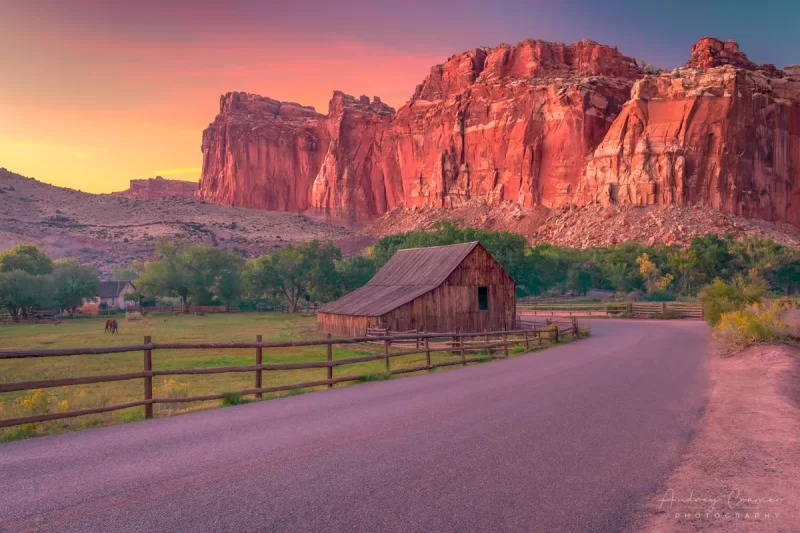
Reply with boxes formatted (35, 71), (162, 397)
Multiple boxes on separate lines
(319, 242), (480, 317)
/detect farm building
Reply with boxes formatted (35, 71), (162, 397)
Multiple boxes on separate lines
(318, 242), (516, 337)
(80, 281), (137, 313)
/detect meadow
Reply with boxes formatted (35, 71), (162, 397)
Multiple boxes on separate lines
(0, 313), (557, 441)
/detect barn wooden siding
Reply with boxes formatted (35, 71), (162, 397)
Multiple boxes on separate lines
(318, 243), (516, 337)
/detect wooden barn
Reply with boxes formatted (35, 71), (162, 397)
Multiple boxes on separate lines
(317, 242), (516, 337)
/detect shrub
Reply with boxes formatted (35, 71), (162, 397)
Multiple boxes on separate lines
(221, 392), (250, 406)
(357, 372), (391, 383)
(699, 272), (768, 326)
(126, 311), (143, 321)
(714, 300), (797, 349)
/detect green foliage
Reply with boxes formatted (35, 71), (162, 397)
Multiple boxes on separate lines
(112, 260), (144, 281)
(50, 259), (99, 315)
(0, 423), (38, 442)
(137, 240), (244, 309)
(699, 272), (769, 326)
(0, 244), (53, 275)
(357, 372), (392, 383)
(0, 270), (51, 321)
(244, 240), (341, 311)
(221, 392), (250, 406)
(336, 255), (379, 293)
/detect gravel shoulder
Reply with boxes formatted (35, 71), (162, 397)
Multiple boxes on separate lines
(637, 342), (800, 532)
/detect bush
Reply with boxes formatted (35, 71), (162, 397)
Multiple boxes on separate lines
(714, 300), (798, 349)
(126, 311), (143, 321)
(699, 272), (768, 326)
(221, 392), (250, 406)
(644, 291), (677, 302)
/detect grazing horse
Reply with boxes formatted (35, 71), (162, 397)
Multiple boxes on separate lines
(105, 319), (118, 334)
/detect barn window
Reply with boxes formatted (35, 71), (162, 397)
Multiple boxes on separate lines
(478, 286), (488, 311)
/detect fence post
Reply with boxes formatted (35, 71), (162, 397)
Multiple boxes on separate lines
(425, 336), (431, 368)
(554, 326), (560, 343)
(485, 329), (491, 358)
(572, 317), (578, 337)
(255, 334), (263, 398)
(384, 339), (390, 372)
(415, 329), (420, 349)
(503, 332), (509, 357)
(143, 335), (153, 420)
(524, 331), (529, 350)
(327, 333), (333, 388)
(460, 334), (466, 366)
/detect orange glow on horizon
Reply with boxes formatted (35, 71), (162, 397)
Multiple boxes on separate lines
(0, 8), (442, 193)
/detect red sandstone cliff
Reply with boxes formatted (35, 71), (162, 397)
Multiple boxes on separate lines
(113, 176), (197, 200)
(385, 39), (645, 210)
(197, 37), (800, 227)
(197, 92), (325, 211)
(577, 37), (800, 225)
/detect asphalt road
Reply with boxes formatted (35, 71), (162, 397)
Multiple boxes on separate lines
(0, 319), (709, 533)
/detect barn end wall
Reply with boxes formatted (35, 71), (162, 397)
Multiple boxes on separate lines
(317, 313), (371, 337)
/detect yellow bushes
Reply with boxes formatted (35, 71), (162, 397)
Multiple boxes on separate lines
(714, 299), (798, 350)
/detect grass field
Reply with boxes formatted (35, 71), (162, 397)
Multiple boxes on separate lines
(0, 313), (569, 441)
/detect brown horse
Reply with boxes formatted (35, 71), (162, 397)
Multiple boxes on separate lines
(104, 319), (118, 334)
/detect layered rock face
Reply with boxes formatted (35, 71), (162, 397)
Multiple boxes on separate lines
(113, 176), (197, 200)
(197, 92), (325, 211)
(387, 39), (644, 209)
(309, 92), (398, 220)
(578, 37), (800, 225)
(197, 37), (800, 227)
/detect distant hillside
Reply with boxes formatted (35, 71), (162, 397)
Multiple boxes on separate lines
(0, 168), (369, 277)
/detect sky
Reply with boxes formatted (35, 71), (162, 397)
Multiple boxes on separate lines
(1, 0), (798, 193)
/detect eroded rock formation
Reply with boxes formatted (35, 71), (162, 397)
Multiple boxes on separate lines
(197, 37), (800, 227)
(113, 176), (197, 200)
(577, 37), (800, 225)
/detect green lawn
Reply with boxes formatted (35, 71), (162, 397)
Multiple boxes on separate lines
(0, 312), (567, 441)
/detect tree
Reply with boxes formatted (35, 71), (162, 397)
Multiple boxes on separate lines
(698, 271), (769, 326)
(244, 241), (341, 312)
(667, 249), (698, 295)
(137, 240), (193, 310)
(0, 244), (53, 275)
(137, 240), (244, 310)
(0, 270), (50, 322)
(112, 260), (145, 281)
(50, 259), (100, 316)
(336, 255), (378, 294)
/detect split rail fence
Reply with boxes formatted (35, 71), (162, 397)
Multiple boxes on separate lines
(517, 301), (704, 319)
(0, 321), (579, 429)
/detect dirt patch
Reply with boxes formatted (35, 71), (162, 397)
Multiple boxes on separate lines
(637, 343), (800, 532)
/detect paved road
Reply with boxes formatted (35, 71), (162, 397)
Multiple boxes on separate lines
(0, 320), (709, 533)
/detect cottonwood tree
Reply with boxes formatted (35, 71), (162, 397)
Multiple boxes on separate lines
(0, 270), (50, 322)
(0, 244), (54, 275)
(50, 258), (100, 316)
(137, 240), (244, 310)
(244, 241), (341, 312)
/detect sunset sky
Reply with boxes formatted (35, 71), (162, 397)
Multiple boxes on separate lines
(2, 0), (798, 193)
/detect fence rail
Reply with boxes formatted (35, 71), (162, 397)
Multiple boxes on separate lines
(0, 321), (580, 429)
(517, 301), (703, 320)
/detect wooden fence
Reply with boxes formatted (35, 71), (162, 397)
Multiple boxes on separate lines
(517, 301), (704, 320)
(0, 321), (579, 429)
